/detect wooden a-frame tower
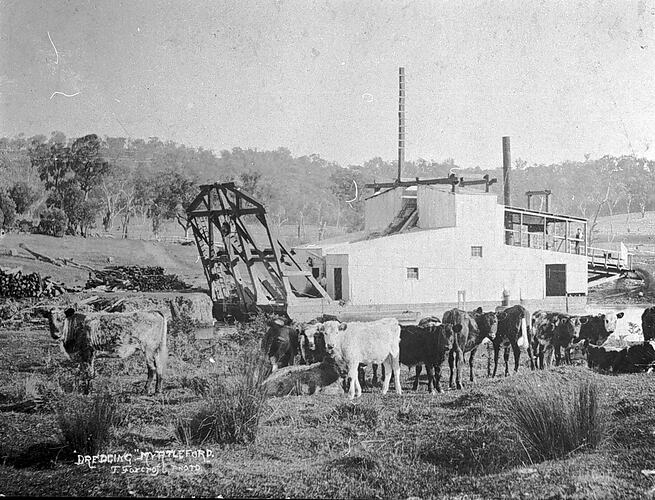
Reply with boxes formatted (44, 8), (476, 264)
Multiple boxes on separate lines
(186, 182), (331, 319)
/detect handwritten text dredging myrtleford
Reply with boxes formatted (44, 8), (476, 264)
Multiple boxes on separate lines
(76, 448), (214, 470)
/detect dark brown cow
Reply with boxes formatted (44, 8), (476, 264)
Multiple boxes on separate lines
(490, 305), (532, 377)
(531, 310), (587, 368)
(441, 307), (498, 389)
(571, 311), (625, 361)
(642, 306), (655, 342)
(262, 318), (300, 372)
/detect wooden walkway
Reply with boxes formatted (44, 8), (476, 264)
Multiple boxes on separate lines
(587, 246), (637, 284)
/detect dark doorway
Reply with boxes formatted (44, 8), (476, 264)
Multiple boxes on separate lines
(545, 264), (566, 296)
(333, 268), (342, 300)
(312, 267), (320, 278)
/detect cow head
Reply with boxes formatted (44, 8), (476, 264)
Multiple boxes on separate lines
(302, 322), (321, 350)
(475, 310), (498, 340)
(319, 320), (343, 358)
(564, 315), (586, 340)
(42, 307), (75, 340)
(603, 312), (624, 335)
(643, 307), (655, 342)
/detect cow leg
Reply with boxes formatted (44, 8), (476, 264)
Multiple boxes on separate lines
(448, 350), (456, 388)
(486, 342), (493, 377)
(434, 352), (446, 393)
(454, 348), (463, 390)
(391, 356), (402, 395)
(413, 364), (422, 391)
(372, 363), (379, 386)
(527, 343), (535, 370)
(503, 346), (510, 376)
(347, 365), (359, 399)
(381, 358), (392, 396)
(545, 345), (554, 368)
(492, 343), (501, 378)
(358, 364), (367, 390)
(469, 346), (478, 383)
(554, 346), (562, 366)
(426, 364), (436, 394)
(512, 342), (521, 373)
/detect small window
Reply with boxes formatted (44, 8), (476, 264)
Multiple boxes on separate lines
(471, 246), (483, 257)
(407, 267), (419, 280)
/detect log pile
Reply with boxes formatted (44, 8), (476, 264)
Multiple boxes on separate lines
(0, 267), (66, 298)
(85, 265), (189, 292)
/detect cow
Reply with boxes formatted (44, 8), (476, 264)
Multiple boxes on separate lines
(417, 316), (442, 328)
(262, 318), (300, 372)
(489, 305), (532, 377)
(531, 310), (587, 368)
(642, 306), (655, 342)
(587, 343), (655, 373)
(320, 318), (402, 399)
(573, 311), (625, 359)
(43, 307), (168, 394)
(400, 323), (463, 393)
(299, 315), (380, 390)
(441, 307), (498, 389)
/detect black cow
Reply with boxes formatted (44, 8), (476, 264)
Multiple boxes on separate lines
(642, 306), (655, 342)
(588, 343), (655, 373)
(399, 323), (443, 393)
(262, 318), (300, 371)
(490, 305), (532, 377)
(441, 307), (498, 389)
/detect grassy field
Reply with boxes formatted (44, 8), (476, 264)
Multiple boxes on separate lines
(0, 320), (654, 498)
(1, 220), (655, 498)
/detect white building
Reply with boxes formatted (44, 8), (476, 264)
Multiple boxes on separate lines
(291, 180), (588, 321)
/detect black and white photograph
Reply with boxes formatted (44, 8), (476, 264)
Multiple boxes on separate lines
(1, 0), (655, 497)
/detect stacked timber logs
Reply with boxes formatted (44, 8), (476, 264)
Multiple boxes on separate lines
(0, 268), (66, 298)
(85, 265), (189, 292)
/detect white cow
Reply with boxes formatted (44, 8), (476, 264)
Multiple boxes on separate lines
(320, 318), (402, 399)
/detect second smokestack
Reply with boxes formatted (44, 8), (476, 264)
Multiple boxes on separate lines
(502, 136), (511, 206)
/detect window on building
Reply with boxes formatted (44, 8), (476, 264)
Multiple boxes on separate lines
(407, 267), (419, 280)
(471, 246), (483, 257)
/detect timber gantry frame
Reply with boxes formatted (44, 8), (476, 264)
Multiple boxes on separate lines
(365, 173), (497, 193)
(186, 182), (331, 318)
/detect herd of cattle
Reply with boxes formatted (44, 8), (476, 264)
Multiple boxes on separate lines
(35, 303), (655, 398)
(263, 305), (655, 399)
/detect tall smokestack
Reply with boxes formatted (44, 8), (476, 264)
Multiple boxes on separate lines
(502, 136), (511, 206)
(397, 67), (405, 183)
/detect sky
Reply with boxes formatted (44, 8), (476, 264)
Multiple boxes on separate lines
(1, 0), (654, 170)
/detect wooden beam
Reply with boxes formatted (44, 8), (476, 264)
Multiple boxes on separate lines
(365, 176), (458, 189)
(187, 208), (263, 217)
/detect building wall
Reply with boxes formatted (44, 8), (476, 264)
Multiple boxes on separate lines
(417, 185), (456, 228)
(325, 254), (350, 301)
(341, 198), (587, 307)
(365, 188), (404, 232)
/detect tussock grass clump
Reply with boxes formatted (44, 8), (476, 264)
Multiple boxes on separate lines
(500, 373), (609, 462)
(57, 392), (119, 455)
(332, 401), (382, 430)
(175, 352), (269, 445)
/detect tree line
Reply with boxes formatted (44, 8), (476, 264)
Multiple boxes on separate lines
(0, 132), (654, 240)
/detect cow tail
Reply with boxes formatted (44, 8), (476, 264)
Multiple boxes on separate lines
(518, 317), (529, 349)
